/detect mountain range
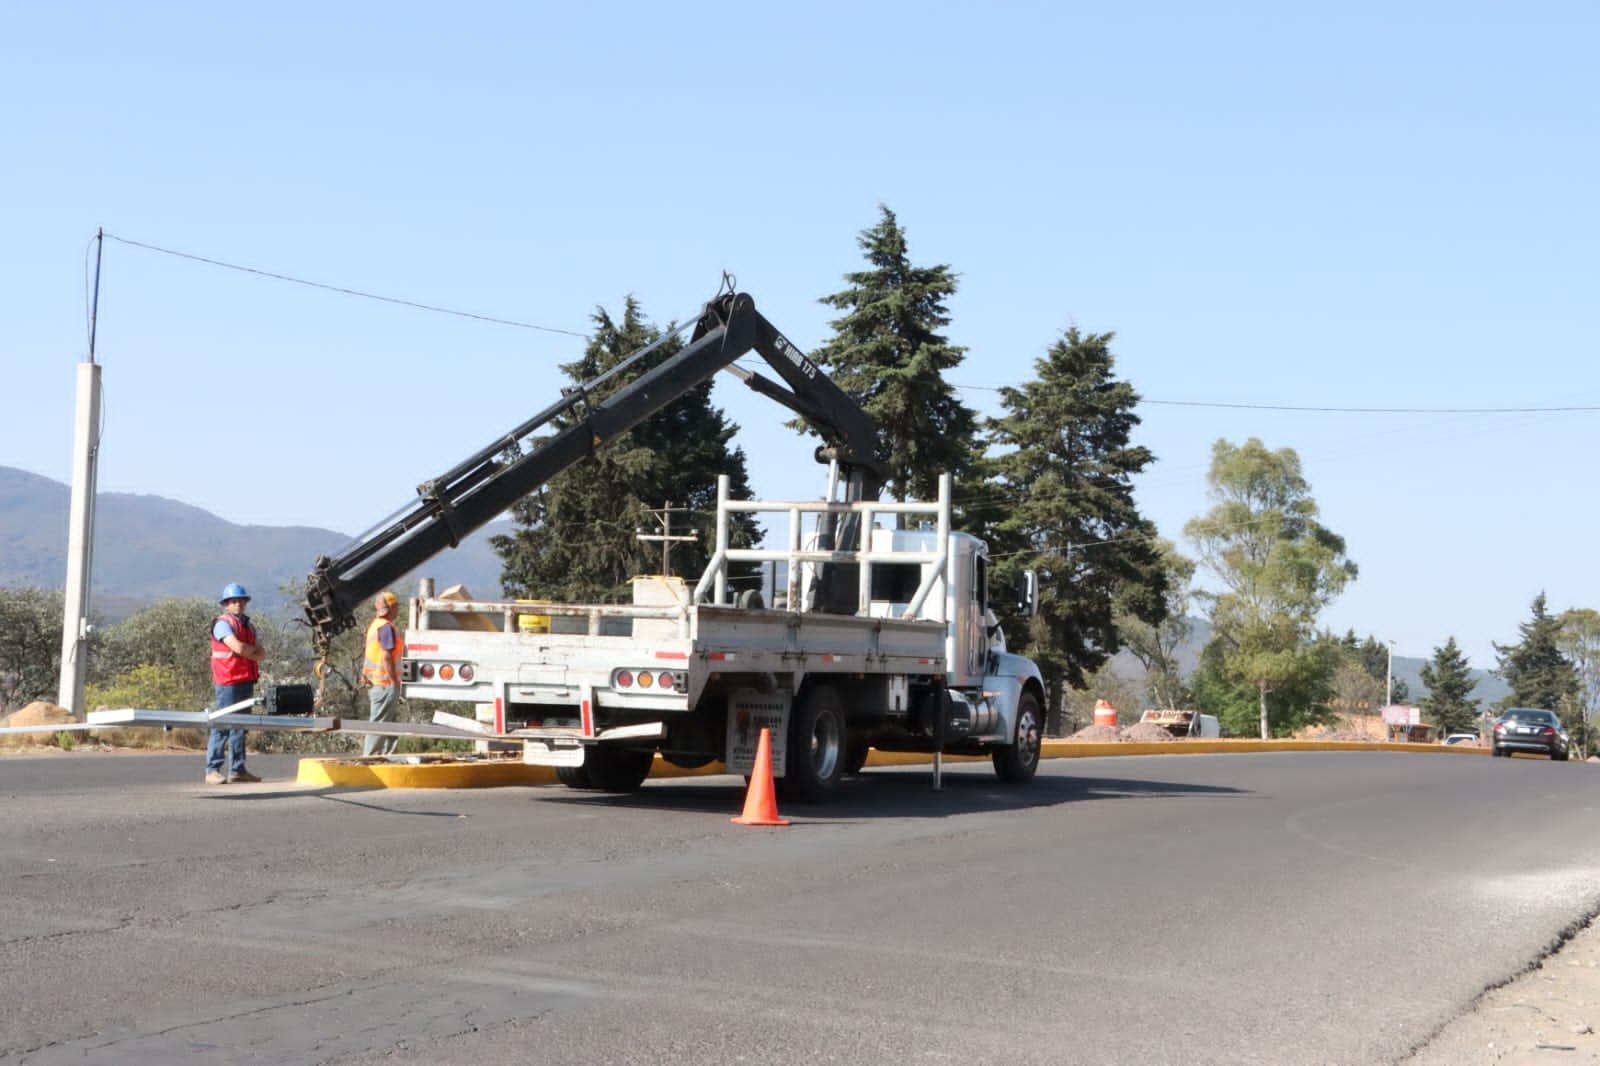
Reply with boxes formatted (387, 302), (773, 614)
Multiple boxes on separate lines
(0, 464), (1507, 704)
(0, 465), (509, 623)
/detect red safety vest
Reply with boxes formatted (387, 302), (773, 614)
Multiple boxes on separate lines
(363, 617), (401, 687)
(210, 613), (260, 685)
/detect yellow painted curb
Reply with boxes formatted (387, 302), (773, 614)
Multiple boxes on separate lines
(298, 738), (1487, 789)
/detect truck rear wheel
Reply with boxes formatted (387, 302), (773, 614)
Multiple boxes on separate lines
(778, 683), (846, 803)
(992, 689), (1042, 784)
(573, 747), (655, 792)
(555, 764), (593, 789)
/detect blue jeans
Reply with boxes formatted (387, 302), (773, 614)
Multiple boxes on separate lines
(207, 682), (254, 775)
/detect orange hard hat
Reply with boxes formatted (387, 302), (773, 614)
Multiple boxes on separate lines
(376, 591), (399, 609)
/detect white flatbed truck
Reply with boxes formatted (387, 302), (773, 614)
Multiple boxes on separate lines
(401, 474), (1045, 800)
(301, 289), (1045, 801)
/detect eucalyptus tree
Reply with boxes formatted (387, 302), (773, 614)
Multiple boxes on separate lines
(1557, 607), (1600, 753)
(1184, 438), (1357, 738)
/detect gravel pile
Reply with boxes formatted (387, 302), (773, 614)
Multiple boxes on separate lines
(1061, 722), (1182, 742)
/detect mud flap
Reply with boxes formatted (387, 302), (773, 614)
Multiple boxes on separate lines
(727, 688), (791, 777)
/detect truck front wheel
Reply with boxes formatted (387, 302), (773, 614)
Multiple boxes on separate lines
(779, 684), (847, 803)
(992, 689), (1043, 784)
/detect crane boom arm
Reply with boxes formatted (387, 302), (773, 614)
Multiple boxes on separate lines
(303, 291), (886, 645)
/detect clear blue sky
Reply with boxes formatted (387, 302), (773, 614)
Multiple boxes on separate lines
(4, 2), (1595, 671)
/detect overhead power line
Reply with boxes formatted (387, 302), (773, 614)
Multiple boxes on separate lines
(99, 232), (1597, 415)
(953, 382), (1600, 415)
(102, 232), (590, 339)
(1139, 399), (1600, 414)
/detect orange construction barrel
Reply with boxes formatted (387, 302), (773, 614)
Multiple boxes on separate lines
(1093, 699), (1117, 728)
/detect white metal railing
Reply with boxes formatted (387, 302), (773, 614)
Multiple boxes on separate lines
(693, 472), (952, 621)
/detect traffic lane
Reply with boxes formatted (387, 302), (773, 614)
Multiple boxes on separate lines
(2, 752), (1596, 1065)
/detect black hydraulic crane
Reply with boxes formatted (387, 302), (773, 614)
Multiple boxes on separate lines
(302, 290), (889, 650)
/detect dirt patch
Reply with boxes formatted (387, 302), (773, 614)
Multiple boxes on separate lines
(1404, 912), (1600, 1064)
(2, 701), (73, 727)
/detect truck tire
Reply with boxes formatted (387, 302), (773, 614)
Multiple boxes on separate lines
(992, 689), (1043, 784)
(569, 747), (654, 792)
(844, 739), (870, 776)
(555, 764), (593, 789)
(778, 683), (847, 803)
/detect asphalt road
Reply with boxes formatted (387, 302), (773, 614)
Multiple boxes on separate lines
(2, 749), (1597, 1065)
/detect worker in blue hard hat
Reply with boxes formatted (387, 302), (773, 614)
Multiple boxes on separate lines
(206, 583), (266, 784)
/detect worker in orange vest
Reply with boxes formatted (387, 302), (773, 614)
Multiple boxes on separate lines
(362, 591), (403, 757)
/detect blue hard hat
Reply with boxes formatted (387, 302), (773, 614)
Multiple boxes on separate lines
(219, 583), (251, 604)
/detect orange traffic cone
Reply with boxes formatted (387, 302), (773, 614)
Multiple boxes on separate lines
(732, 727), (790, 826)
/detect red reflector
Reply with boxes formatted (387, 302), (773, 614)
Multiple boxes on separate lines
(419, 663), (435, 679)
(657, 670), (674, 688)
(615, 670), (633, 688)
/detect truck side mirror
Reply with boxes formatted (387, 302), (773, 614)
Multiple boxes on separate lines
(1016, 571), (1039, 617)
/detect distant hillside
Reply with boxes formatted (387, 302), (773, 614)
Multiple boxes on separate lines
(0, 466), (510, 622)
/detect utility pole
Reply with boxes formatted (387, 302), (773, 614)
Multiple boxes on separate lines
(635, 501), (696, 578)
(1385, 640), (1395, 709)
(58, 230), (105, 720)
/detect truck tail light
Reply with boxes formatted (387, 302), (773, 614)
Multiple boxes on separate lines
(459, 664), (474, 681)
(614, 670), (633, 688)
(439, 664), (455, 680)
(657, 670), (675, 689)
(419, 663), (435, 679)
(638, 671), (654, 689)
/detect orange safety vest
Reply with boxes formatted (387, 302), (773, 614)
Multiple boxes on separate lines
(363, 617), (401, 687)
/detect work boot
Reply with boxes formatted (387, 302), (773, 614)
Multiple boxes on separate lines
(204, 770), (227, 785)
(229, 769), (261, 783)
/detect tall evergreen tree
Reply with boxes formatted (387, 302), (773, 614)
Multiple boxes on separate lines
(1494, 592), (1579, 713)
(811, 205), (978, 501)
(1419, 636), (1481, 736)
(1184, 438), (1357, 738)
(982, 327), (1168, 696)
(493, 297), (760, 602)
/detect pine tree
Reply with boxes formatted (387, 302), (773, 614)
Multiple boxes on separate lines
(1419, 636), (1481, 735)
(811, 206), (978, 502)
(1494, 592), (1579, 713)
(982, 327), (1168, 698)
(492, 297), (760, 602)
